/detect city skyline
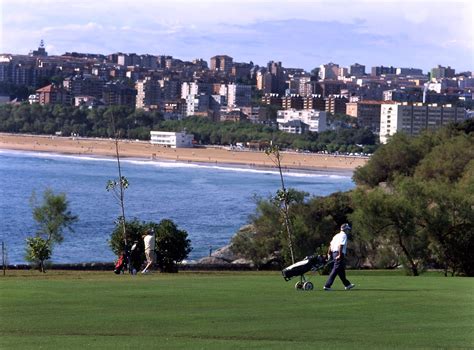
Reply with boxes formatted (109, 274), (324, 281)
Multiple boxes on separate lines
(1, 0), (473, 72)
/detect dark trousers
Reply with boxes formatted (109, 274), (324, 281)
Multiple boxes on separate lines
(325, 251), (351, 288)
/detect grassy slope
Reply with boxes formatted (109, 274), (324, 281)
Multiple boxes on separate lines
(0, 271), (473, 350)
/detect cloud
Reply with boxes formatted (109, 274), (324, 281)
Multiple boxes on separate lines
(1, 0), (472, 71)
(41, 22), (104, 33)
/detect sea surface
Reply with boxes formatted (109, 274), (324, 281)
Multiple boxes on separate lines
(0, 150), (355, 264)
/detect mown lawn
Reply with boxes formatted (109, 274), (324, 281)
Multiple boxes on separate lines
(0, 270), (473, 349)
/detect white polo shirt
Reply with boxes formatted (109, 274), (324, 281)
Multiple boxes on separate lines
(330, 231), (348, 254)
(143, 234), (155, 252)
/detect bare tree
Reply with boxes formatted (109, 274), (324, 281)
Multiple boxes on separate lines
(106, 115), (130, 266)
(265, 145), (295, 264)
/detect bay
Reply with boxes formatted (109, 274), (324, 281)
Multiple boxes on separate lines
(0, 150), (355, 264)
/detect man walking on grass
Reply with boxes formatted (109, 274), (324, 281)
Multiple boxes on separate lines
(324, 223), (355, 291)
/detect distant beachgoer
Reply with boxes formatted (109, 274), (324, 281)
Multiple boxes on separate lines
(141, 229), (156, 274)
(323, 223), (355, 291)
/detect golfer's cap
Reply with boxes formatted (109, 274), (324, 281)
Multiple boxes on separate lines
(341, 223), (351, 231)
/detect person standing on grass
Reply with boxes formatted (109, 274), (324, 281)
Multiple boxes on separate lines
(141, 229), (156, 274)
(324, 223), (355, 291)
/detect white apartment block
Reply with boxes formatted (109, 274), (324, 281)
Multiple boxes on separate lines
(136, 77), (161, 109)
(181, 82), (200, 99)
(150, 131), (194, 148)
(185, 94), (209, 116)
(277, 109), (327, 133)
(298, 76), (313, 96)
(380, 103), (467, 144)
(227, 83), (251, 107)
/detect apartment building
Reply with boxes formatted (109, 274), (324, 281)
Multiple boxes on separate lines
(279, 119), (310, 134)
(240, 106), (268, 124)
(231, 62), (253, 80)
(210, 55), (233, 74)
(36, 84), (71, 105)
(297, 76), (313, 96)
(262, 93), (282, 107)
(396, 67), (423, 76)
(325, 95), (348, 115)
(303, 95), (325, 111)
(349, 63), (366, 77)
(135, 77), (161, 109)
(431, 65), (455, 80)
(346, 100), (389, 132)
(277, 109), (327, 133)
(185, 94), (210, 117)
(281, 94), (304, 109)
(181, 82), (212, 99)
(319, 63), (339, 80)
(220, 108), (245, 122)
(371, 66), (396, 76)
(380, 102), (467, 143)
(227, 83), (251, 107)
(63, 75), (106, 99)
(160, 79), (181, 101)
(102, 81), (137, 107)
(315, 80), (345, 97)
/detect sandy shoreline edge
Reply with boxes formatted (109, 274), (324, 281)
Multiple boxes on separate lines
(0, 133), (368, 172)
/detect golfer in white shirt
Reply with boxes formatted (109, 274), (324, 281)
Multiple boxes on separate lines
(324, 223), (355, 291)
(141, 229), (156, 274)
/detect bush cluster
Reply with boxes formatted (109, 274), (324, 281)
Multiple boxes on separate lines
(232, 119), (474, 276)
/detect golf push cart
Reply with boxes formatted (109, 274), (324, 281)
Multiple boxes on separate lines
(281, 254), (331, 291)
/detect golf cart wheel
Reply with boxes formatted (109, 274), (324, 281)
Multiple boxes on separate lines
(303, 282), (314, 291)
(295, 282), (303, 290)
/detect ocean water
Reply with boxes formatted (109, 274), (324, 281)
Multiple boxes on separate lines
(0, 150), (355, 264)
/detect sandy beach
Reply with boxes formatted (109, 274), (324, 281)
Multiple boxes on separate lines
(0, 133), (368, 171)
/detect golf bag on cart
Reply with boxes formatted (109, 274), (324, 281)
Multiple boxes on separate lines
(281, 255), (329, 291)
(114, 246), (130, 274)
(114, 242), (141, 274)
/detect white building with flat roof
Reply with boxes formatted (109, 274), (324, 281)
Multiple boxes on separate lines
(380, 103), (467, 144)
(277, 109), (327, 133)
(150, 131), (194, 148)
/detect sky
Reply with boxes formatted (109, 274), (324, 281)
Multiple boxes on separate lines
(1, 0), (473, 73)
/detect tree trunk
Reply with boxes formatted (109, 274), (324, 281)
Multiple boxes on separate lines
(397, 234), (419, 276)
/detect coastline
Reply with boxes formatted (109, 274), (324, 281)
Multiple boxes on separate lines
(0, 133), (368, 172)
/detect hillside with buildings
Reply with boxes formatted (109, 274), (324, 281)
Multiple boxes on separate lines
(1, 41), (472, 146)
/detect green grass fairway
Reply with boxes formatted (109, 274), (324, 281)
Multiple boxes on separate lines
(1, 270), (473, 349)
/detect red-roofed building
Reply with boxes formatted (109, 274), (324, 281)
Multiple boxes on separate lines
(36, 84), (71, 105)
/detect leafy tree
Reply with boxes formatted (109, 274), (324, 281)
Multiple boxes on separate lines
(25, 237), (52, 273)
(25, 189), (78, 272)
(414, 134), (474, 183)
(302, 192), (354, 258)
(231, 190), (353, 268)
(353, 133), (429, 187)
(109, 218), (146, 257)
(231, 197), (282, 268)
(154, 219), (192, 273)
(417, 176), (474, 276)
(109, 218), (192, 273)
(351, 182), (430, 276)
